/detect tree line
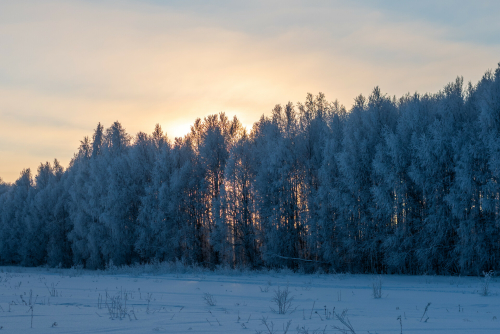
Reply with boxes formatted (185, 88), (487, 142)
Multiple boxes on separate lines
(1, 65), (500, 275)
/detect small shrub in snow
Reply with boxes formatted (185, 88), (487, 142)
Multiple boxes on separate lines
(106, 293), (127, 320)
(203, 292), (217, 306)
(45, 282), (59, 297)
(270, 286), (295, 314)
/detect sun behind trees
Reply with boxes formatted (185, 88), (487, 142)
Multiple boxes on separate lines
(1, 65), (500, 275)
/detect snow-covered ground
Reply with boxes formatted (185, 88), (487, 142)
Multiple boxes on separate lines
(0, 266), (498, 333)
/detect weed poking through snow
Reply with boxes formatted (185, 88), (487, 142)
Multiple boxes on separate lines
(420, 302), (431, 322)
(45, 282), (59, 297)
(333, 309), (356, 334)
(203, 293), (217, 306)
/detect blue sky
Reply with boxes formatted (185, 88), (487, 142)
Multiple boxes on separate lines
(0, 0), (499, 182)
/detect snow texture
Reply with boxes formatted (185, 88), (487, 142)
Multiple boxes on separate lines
(0, 266), (498, 333)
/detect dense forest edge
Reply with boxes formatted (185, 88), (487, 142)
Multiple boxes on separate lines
(1, 64), (500, 275)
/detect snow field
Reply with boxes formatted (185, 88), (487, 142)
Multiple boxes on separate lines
(0, 267), (498, 333)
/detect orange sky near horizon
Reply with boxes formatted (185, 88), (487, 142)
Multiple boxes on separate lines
(1, 0), (499, 183)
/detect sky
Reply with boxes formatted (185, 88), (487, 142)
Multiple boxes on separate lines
(1, 0), (499, 183)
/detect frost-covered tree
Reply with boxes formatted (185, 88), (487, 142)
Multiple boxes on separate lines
(2, 65), (500, 274)
(317, 100), (346, 270)
(215, 130), (259, 267)
(135, 125), (172, 261)
(0, 169), (33, 264)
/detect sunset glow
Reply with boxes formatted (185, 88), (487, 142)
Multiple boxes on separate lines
(1, 0), (499, 182)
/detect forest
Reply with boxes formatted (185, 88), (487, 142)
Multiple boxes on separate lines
(1, 65), (499, 275)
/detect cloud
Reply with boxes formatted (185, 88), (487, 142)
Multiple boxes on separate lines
(0, 0), (499, 181)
